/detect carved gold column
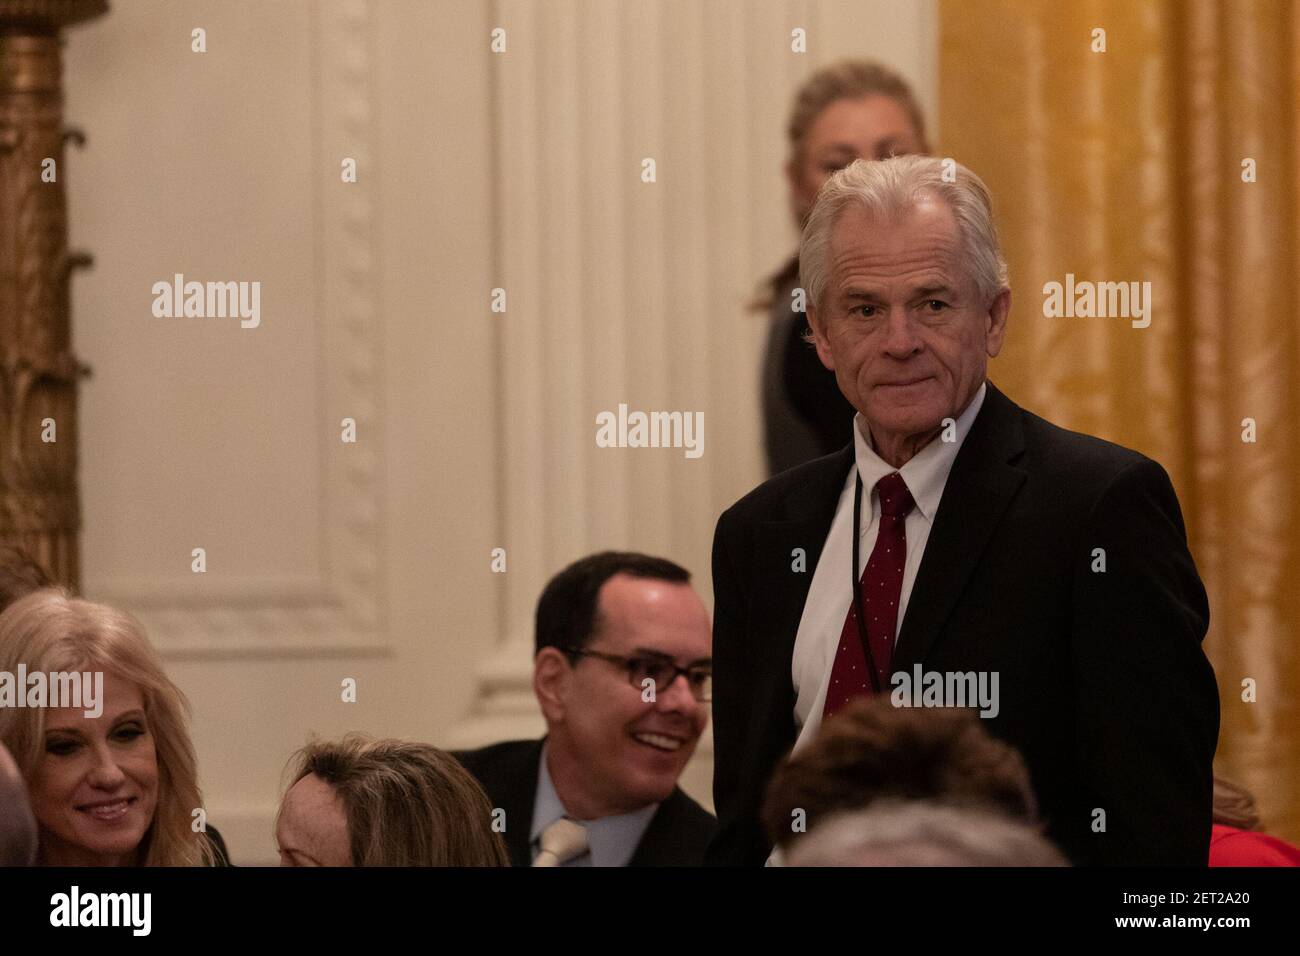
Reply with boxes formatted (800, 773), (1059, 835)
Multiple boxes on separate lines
(0, 0), (105, 588)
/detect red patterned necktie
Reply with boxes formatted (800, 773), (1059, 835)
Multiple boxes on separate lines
(822, 471), (916, 719)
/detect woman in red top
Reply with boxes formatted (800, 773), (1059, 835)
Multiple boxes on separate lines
(1210, 775), (1300, 866)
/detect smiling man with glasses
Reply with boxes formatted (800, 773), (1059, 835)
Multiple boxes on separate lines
(455, 552), (716, 866)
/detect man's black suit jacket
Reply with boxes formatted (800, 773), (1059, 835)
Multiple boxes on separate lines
(454, 738), (716, 866)
(708, 381), (1219, 866)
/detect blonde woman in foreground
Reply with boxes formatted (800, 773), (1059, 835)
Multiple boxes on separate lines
(0, 588), (223, 866)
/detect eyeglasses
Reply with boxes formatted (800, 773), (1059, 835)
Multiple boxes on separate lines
(562, 647), (712, 703)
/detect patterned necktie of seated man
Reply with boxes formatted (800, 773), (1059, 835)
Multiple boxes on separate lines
(532, 817), (589, 867)
(822, 471), (915, 719)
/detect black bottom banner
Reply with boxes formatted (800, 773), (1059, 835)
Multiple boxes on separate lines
(0, 865), (1287, 943)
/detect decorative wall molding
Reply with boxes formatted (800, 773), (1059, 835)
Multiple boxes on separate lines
(93, 0), (386, 659)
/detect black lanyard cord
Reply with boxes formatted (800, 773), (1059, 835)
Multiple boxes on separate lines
(851, 471), (883, 695)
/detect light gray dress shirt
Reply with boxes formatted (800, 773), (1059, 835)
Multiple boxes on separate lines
(529, 744), (659, 867)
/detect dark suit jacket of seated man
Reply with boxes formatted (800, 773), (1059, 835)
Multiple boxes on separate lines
(455, 737), (715, 866)
(708, 155), (1219, 867)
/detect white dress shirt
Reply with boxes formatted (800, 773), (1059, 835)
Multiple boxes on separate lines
(789, 382), (988, 753)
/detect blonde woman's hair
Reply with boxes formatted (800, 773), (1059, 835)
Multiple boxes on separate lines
(282, 734), (510, 867)
(754, 59), (930, 312)
(0, 588), (214, 866)
(800, 154), (1010, 319)
(785, 59), (930, 167)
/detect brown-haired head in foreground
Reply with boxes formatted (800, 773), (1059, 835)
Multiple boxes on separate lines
(282, 735), (509, 866)
(0, 545), (54, 614)
(762, 696), (1038, 850)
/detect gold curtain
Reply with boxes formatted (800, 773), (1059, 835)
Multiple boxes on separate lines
(941, 0), (1300, 841)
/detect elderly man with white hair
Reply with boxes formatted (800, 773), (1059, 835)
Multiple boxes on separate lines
(708, 155), (1218, 867)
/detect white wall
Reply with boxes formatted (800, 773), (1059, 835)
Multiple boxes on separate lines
(64, 0), (936, 864)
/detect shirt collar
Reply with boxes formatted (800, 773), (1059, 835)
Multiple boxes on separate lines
(531, 742), (660, 867)
(852, 381), (987, 522)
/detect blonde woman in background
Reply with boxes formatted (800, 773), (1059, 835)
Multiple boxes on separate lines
(758, 59), (931, 475)
(0, 588), (224, 866)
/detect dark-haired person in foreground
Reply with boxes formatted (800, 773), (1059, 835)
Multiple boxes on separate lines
(761, 695), (1049, 860)
(709, 155), (1219, 867)
(456, 552), (716, 866)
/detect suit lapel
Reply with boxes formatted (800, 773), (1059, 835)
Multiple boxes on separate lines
(754, 445), (855, 679)
(501, 739), (543, 866)
(628, 789), (684, 866)
(893, 383), (1027, 669)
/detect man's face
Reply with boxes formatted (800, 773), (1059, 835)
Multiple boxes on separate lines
(541, 574), (711, 816)
(29, 672), (159, 866)
(808, 200), (1009, 460)
(787, 94), (926, 226)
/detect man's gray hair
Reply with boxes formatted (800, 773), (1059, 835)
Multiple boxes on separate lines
(799, 155), (1010, 315)
(785, 800), (1069, 867)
